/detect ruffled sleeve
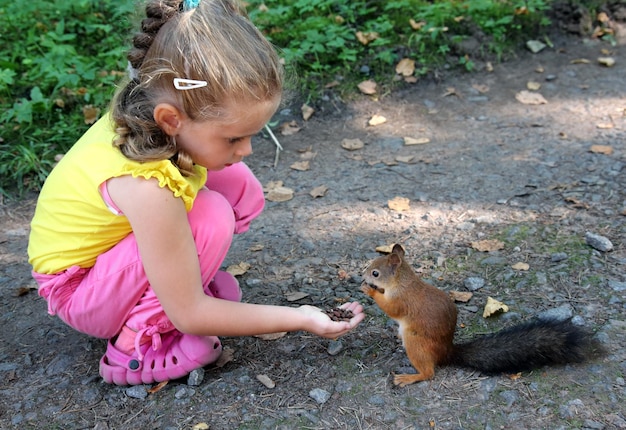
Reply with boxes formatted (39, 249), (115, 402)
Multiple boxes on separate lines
(124, 160), (208, 211)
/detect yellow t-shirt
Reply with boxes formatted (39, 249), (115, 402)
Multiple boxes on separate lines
(28, 113), (207, 274)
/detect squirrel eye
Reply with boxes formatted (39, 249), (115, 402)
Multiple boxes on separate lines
(372, 270), (379, 278)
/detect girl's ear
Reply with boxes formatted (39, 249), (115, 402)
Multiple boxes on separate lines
(154, 103), (184, 136)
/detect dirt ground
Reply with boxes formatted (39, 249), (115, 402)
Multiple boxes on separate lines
(1, 25), (625, 430)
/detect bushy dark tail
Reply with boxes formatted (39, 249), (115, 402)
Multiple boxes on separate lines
(451, 318), (604, 374)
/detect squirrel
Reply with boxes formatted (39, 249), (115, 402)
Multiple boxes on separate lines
(360, 244), (604, 387)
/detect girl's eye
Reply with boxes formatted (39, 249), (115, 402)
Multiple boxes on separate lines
(228, 137), (244, 144)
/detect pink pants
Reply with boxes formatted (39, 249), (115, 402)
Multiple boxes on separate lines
(33, 162), (264, 340)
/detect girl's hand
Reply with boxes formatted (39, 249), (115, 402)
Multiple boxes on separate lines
(298, 301), (365, 339)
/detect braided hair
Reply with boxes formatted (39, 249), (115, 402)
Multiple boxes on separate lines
(111, 0), (283, 176)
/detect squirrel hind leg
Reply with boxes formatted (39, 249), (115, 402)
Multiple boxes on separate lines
(393, 365), (435, 387)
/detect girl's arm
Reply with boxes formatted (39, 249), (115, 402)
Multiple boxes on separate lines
(107, 175), (364, 338)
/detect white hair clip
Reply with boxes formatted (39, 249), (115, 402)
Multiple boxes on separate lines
(173, 78), (207, 90)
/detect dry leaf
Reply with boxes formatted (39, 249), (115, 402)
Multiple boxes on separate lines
(249, 244), (264, 252)
(226, 261), (251, 276)
(395, 155), (415, 164)
(471, 239), (504, 252)
(409, 19), (425, 30)
(256, 374), (276, 389)
(483, 297), (509, 318)
(404, 136), (430, 145)
(508, 372), (523, 381)
(356, 31), (379, 45)
(388, 196), (410, 212)
(147, 380), (169, 394)
(192, 423), (210, 430)
(299, 149), (317, 160)
(515, 90), (547, 105)
(526, 81), (541, 91)
(309, 185), (328, 198)
(82, 105), (100, 125)
(214, 346), (235, 367)
(595, 123), (614, 130)
(280, 120), (301, 135)
(589, 144), (613, 155)
(255, 332), (287, 340)
(375, 244), (403, 254)
(301, 104), (314, 120)
(570, 58), (591, 64)
(266, 186), (294, 202)
(486, 62), (494, 72)
(395, 58), (415, 77)
(285, 291), (309, 302)
(341, 138), (364, 151)
(442, 87), (459, 97)
(512, 262), (530, 271)
(472, 84), (489, 93)
(597, 57), (615, 67)
(449, 291), (473, 302)
(404, 76), (418, 84)
(357, 79), (377, 95)
(325, 80), (340, 88)
(290, 160), (310, 171)
(368, 114), (387, 126)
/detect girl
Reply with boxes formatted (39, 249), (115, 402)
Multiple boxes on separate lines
(27, 0), (364, 386)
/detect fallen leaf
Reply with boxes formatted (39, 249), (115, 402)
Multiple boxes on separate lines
(449, 291), (473, 302)
(595, 123), (614, 129)
(301, 104), (314, 120)
(486, 62), (493, 72)
(256, 374), (276, 389)
(409, 19), (425, 30)
(570, 58), (590, 64)
(309, 185), (328, 198)
(192, 423), (210, 430)
(395, 58), (415, 77)
(263, 180), (283, 192)
(590, 144), (613, 155)
(341, 138), (364, 151)
(483, 297), (509, 318)
(254, 332), (287, 340)
(285, 291), (309, 302)
(471, 239), (504, 252)
(147, 380), (169, 394)
(82, 105), (100, 124)
(597, 56), (615, 67)
(356, 31), (379, 45)
(404, 76), (418, 84)
(299, 149), (317, 160)
(375, 244), (402, 254)
(249, 244), (264, 251)
(526, 81), (541, 91)
(214, 346), (235, 367)
(404, 136), (430, 145)
(472, 84), (489, 93)
(515, 90), (547, 105)
(368, 114), (387, 126)
(508, 372), (523, 381)
(526, 39), (546, 53)
(266, 186), (294, 202)
(226, 261), (251, 276)
(357, 79), (377, 95)
(388, 196), (410, 212)
(512, 262), (530, 271)
(290, 160), (310, 171)
(395, 155), (415, 164)
(442, 87), (460, 97)
(280, 120), (301, 135)
(325, 80), (340, 88)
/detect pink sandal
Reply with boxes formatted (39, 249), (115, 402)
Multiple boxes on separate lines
(99, 329), (223, 385)
(205, 270), (242, 302)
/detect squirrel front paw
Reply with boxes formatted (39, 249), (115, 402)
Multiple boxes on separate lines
(360, 282), (384, 295)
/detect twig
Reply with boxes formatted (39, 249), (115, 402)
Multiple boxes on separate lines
(264, 124), (283, 168)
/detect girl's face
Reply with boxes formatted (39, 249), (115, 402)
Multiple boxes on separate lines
(176, 97), (280, 171)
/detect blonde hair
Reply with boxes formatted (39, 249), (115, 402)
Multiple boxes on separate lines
(111, 0), (283, 175)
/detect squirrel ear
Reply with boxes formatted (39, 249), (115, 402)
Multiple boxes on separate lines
(391, 243), (405, 258)
(388, 253), (402, 271)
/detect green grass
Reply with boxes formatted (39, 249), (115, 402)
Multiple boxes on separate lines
(0, 0), (609, 198)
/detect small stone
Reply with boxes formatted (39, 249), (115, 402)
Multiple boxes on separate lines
(125, 385), (148, 400)
(309, 388), (331, 404)
(585, 232), (613, 252)
(464, 277), (485, 291)
(550, 252), (568, 262)
(187, 368), (205, 386)
(327, 340), (344, 356)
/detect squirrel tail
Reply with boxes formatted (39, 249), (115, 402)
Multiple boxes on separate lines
(450, 318), (604, 374)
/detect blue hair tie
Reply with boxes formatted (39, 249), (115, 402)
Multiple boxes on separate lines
(183, 0), (200, 10)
